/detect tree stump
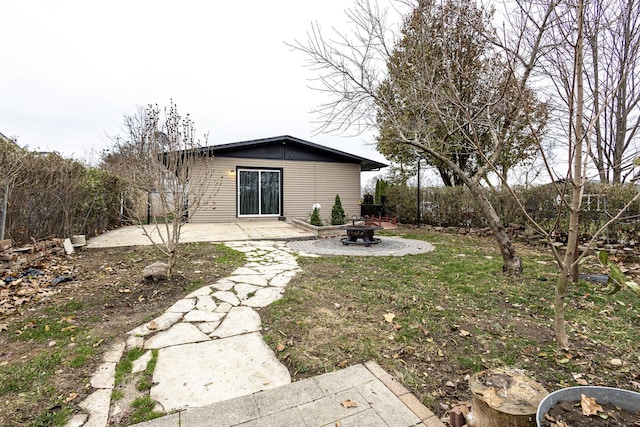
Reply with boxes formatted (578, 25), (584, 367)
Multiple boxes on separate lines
(466, 368), (548, 427)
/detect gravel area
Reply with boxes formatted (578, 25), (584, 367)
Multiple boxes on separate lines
(286, 236), (434, 256)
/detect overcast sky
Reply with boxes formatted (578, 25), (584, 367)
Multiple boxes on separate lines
(1, 0), (392, 182)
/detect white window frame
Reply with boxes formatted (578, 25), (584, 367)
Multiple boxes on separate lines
(237, 168), (281, 217)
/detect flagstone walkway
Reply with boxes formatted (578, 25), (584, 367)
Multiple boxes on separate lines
(68, 241), (303, 426)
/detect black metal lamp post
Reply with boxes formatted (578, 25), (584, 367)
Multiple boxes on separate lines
(417, 157), (424, 228)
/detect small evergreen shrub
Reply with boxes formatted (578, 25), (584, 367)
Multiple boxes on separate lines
(331, 194), (346, 225)
(309, 207), (323, 226)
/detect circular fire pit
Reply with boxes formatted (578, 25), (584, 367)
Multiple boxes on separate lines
(340, 225), (381, 246)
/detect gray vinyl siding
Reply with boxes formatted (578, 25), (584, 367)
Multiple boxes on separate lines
(189, 156), (361, 223)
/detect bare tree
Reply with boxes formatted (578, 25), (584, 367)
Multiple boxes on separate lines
(585, 0), (640, 183)
(104, 101), (220, 278)
(291, 0), (548, 274)
(493, 0), (640, 347)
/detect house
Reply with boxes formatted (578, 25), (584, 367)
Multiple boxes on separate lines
(188, 135), (387, 223)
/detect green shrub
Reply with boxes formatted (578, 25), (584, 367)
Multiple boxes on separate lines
(330, 195), (346, 225)
(310, 207), (323, 226)
(385, 185), (417, 224)
(374, 179), (388, 204)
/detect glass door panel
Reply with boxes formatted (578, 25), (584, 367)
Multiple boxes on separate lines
(239, 170), (259, 215)
(261, 171), (280, 215)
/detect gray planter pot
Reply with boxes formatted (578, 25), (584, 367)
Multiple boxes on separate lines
(536, 386), (640, 426)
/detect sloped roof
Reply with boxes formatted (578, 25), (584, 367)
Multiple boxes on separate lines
(198, 135), (387, 172)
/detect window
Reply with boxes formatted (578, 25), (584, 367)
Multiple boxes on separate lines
(238, 169), (281, 216)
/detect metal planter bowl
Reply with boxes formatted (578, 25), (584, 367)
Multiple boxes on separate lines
(536, 386), (640, 426)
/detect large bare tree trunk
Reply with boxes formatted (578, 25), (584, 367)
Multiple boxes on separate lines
(467, 180), (522, 275)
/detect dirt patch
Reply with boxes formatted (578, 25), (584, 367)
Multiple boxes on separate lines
(544, 399), (640, 426)
(0, 242), (245, 426)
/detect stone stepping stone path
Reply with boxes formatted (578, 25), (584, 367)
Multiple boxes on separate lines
(72, 241), (301, 427)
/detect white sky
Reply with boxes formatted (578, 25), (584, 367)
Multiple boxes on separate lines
(0, 0), (390, 182)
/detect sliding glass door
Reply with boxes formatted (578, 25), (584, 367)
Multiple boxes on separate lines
(238, 169), (281, 217)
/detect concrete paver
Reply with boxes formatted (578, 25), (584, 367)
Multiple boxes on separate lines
(130, 361), (444, 427)
(321, 408), (390, 427)
(87, 222), (314, 248)
(313, 363), (376, 395)
(356, 378), (422, 426)
(129, 413), (180, 427)
(179, 394), (260, 426)
(298, 388), (371, 426)
(252, 377), (325, 417)
(237, 407), (307, 427)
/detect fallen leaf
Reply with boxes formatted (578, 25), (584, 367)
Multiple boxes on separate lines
(147, 320), (158, 330)
(340, 399), (358, 408)
(581, 394), (603, 416)
(384, 313), (395, 323)
(44, 325), (50, 332)
(93, 338), (104, 348)
(64, 392), (78, 403)
(0, 323), (8, 332)
(610, 358), (623, 366)
(23, 321), (36, 329)
(276, 342), (285, 352)
(459, 329), (471, 337)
